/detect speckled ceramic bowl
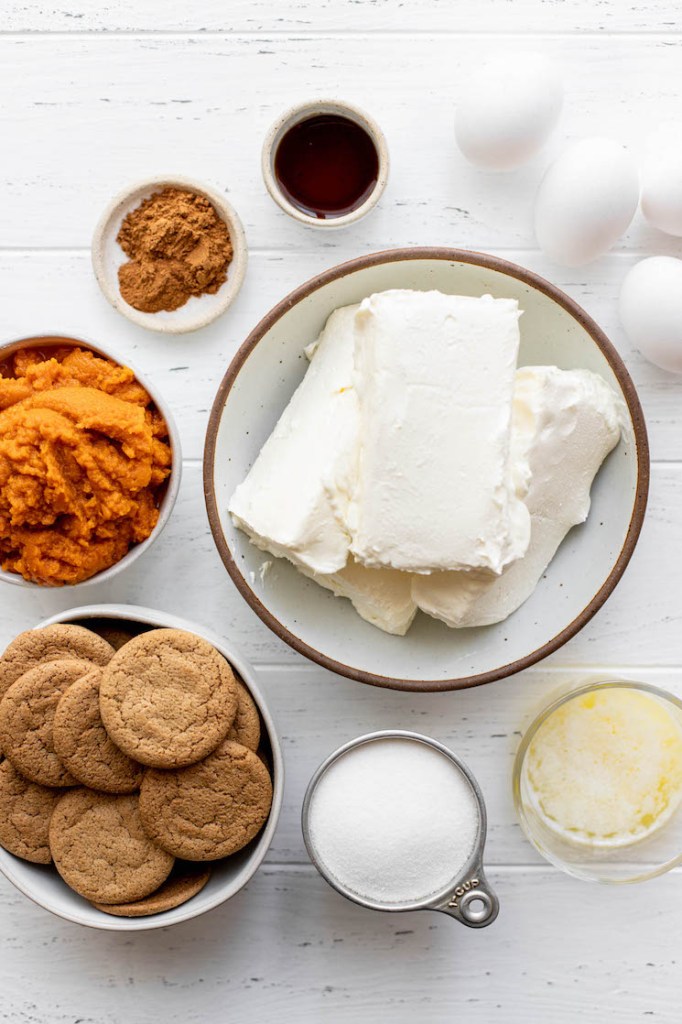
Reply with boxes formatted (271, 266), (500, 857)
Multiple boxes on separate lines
(0, 604), (283, 931)
(204, 247), (649, 692)
(0, 333), (182, 590)
(261, 99), (389, 228)
(92, 175), (247, 334)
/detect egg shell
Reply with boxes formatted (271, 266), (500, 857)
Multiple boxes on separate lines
(619, 256), (682, 374)
(641, 143), (682, 237)
(455, 52), (563, 171)
(534, 138), (639, 267)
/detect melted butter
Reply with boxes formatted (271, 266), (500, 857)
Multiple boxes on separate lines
(525, 688), (682, 847)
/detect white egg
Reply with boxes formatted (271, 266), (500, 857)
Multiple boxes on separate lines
(534, 138), (639, 266)
(455, 52), (563, 171)
(619, 256), (682, 373)
(641, 137), (682, 237)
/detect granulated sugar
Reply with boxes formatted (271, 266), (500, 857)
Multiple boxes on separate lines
(307, 738), (481, 905)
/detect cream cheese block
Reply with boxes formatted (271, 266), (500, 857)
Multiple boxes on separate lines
(413, 366), (623, 627)
(229, 293), (624, 637)
(228, 304), (359, 575)
(346, 290), (530, 574)
(229, 300), (418, 633)
(301, 559), (417, 636)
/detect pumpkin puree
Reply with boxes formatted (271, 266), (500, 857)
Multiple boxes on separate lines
(0, 346), (172, 586)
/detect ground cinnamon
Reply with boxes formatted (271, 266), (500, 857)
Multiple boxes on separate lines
(117, 187), (233, 314)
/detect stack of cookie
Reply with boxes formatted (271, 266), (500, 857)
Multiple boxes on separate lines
(0, 623), (273, 918)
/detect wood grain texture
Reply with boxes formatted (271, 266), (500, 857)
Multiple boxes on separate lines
(0, 250), (679, 461)
(3, 0), (682, 34)
(0, 865), (679, 1022)
(1, 5), (682, 1020)
(0, 462), (680, 668)
(1, 35), (682, 253)
(259, 665), (682, 865)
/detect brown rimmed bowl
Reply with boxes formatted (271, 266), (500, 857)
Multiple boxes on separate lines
(203, 247), (649, 693)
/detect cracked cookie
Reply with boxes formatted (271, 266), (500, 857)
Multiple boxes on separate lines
(49, 789), (174, 904)
(0, 759), (66, 864)
(0, 624), (114, 700)
(99, 629), (239, 768)
(0, 659), (95, 787)
(53, 667), (143, 794)
(90, 863), (211, 917)
(139, 739), (273, 860)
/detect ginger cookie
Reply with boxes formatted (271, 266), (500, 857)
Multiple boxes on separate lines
(90, 863), (211, 918)
(0, 759), (65, 864)
(89, 626), (136, 651)
(0, 625), (114, 700)
(82, 619), (142, 651)
(53, 667), (143, 794)
(100, 629), (239, 769)
(140, 739), (273, 860)
(0, 660), (94, 787)
(227, 676), (261, 752)
(49, 790), (174, 904)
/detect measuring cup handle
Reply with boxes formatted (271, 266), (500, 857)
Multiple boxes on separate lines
(436, 868), (500, 928)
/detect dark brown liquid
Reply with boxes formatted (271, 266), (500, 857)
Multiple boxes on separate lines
(274, 114), (379, 220)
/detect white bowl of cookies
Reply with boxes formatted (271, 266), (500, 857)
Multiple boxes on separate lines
(0, 605), (283, 931)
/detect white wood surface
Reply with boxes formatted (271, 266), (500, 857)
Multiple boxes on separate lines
(1, 3), (681, 1021)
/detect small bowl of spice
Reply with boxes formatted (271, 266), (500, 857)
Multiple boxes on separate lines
(262, 99), (389, 228)
(92, 176), (247, 334)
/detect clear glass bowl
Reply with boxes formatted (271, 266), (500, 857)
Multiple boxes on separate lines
(513, 680), (682, 883)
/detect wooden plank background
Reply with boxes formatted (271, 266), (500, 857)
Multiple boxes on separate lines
(0, 3), (680, 1020)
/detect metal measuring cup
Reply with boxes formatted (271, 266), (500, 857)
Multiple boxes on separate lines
(301, 730), (499, 928)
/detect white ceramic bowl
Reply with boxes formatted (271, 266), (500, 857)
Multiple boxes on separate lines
(204, 248), (649, 692)
(92, 175), (247, 334)
(0, 604), (283, 931)
(261, 99), (389, 228)
(0, 333), (182, 590)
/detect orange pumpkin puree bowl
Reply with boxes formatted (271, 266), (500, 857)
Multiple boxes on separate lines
(0, 334), (181, 589)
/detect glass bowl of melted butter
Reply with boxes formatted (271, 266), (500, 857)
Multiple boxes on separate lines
(514, 680), (682, 883)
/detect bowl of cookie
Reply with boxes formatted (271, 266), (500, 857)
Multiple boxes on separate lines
(0, 605), (283, 931)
